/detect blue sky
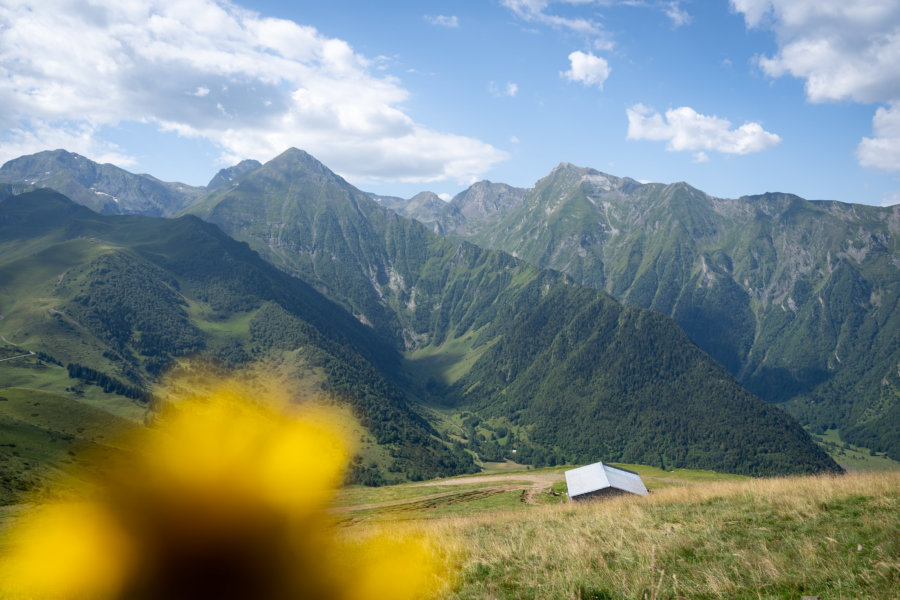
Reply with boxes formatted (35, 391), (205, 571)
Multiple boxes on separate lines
(1, 1), (898, 206)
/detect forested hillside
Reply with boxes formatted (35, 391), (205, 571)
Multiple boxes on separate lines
(180, 148), (839, 476)
(0, 190), (475, 487)
(412, 163), (900, 460)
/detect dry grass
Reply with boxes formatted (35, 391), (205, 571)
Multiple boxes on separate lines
(348, 471), (900, 599)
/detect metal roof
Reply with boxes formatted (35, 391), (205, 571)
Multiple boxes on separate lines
(565, 462), (649, 498)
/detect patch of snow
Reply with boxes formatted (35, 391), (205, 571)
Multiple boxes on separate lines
(90, 188), (120, 203)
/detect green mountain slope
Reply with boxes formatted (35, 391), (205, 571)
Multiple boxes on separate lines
(0, 190), (476, 496)
(444, 162), (900, 460)
(181, 148), (838, 476)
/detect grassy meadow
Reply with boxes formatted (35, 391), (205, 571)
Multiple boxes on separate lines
(811, 429), (900, 472)
(342, 469), (900, 599)
(0, 412), (897, 599)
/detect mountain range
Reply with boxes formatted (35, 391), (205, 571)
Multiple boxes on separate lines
(383, 163), (900, 460)
(3, 147), (884, 498)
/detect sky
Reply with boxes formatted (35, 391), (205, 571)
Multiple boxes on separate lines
(1, 1), (899, 206)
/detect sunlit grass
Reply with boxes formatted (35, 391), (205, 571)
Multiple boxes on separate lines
(426, 471), (900, 599)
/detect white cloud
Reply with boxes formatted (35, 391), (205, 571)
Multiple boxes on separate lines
(562, 51), (610, 89)
(0, 121), (136, 167)
(501, 1), (697, 50)
(692, 151), (710, 163)
(424, 15), (459, 28)
(858, 104), (900, 171)
(501, 0), (604, 35)
(881, 190), (900, 207)
(437, 192), (452, 201)
(626, 104), (782, 154)
(665, 2), (692, 27)
(0, 0), (506, 183)
(489, 81), (519, 97)
(510, 135), (521, 144)
(730, 0), (900, 171)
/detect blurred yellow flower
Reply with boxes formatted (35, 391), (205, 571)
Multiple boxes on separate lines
(0, 375), (449, 600)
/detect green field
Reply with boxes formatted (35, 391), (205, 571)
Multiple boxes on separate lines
(331, 463), (750, 522)
(436, 471), (900, 599)
(812, 428), (900, 472)
(329, 464), (900, 598)
(330, 465), (900, 598)
(0, 387), (139, 504)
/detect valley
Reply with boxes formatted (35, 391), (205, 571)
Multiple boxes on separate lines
(0, 148), (898, 600)
(3, 148), (899, 506)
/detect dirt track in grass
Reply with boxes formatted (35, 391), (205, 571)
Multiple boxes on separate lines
(333, 471), (566, 514)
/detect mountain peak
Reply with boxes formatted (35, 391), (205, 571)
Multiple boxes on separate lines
(410, 191), (443, 203)
(1, 149), (93, 173)
(549, 161), (608, 181)
(0, 149), (202, 216)
(206, 159), (263, 191)
(551, 161), (583, 173)
(263, 148), (345, 183)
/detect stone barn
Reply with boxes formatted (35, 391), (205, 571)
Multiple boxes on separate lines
(564, 462), (648, 502)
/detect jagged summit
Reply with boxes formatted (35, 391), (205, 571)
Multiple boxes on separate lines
(542, 161), (647, 194)
(206, 159), (262, 191)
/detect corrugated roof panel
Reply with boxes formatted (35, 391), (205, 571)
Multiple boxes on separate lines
(564, 462), (610, 497)
(602, 464), (649, 496)
(564, 462), (649, 499)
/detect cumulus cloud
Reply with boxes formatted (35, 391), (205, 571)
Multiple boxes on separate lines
(0, 0), (506, 183)
(858, 104), (900, 171)
(562, 51), (611, 89)
(424, 15), (459, 28)
(665, 2), (692, 27)
(0, 121), (137, 167)
(730, 0), (900, 171)
(626, 104), (782, 155)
